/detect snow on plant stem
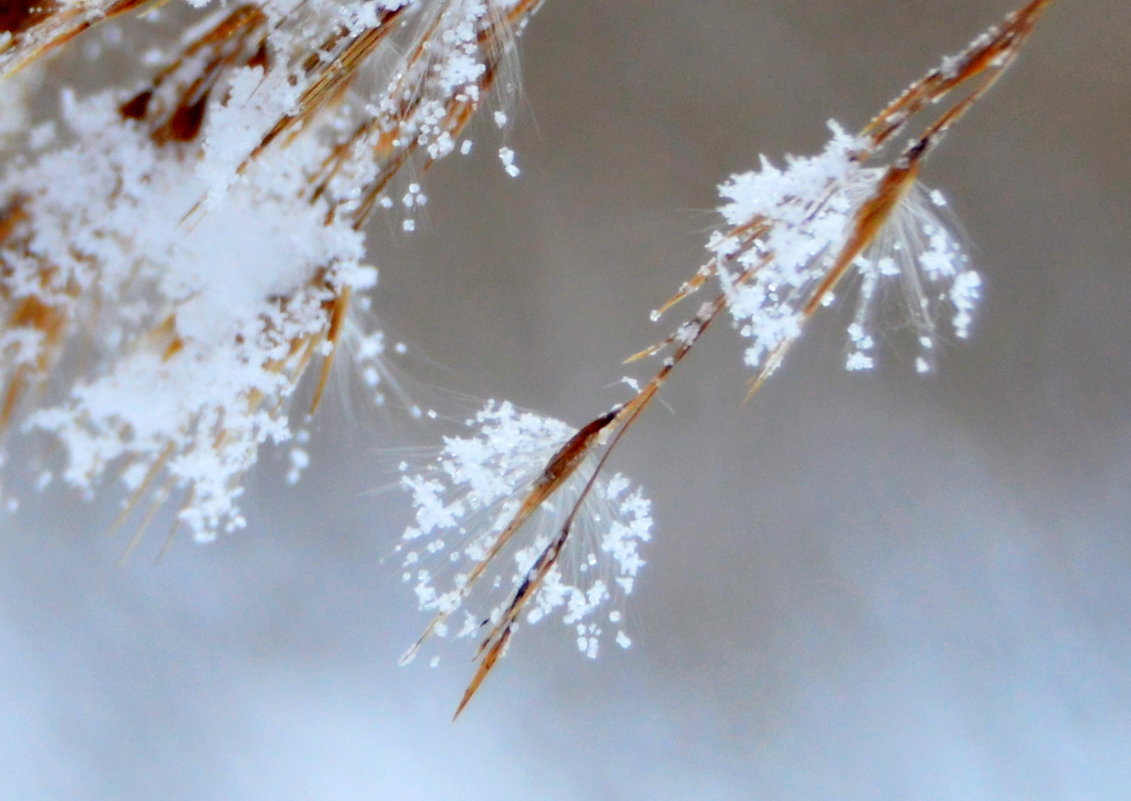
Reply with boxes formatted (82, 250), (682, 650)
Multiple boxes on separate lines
(398, 400), (651, 662)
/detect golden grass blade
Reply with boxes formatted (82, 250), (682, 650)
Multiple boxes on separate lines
(310, 288), (352, 415)
(862, 0), (1056, 150)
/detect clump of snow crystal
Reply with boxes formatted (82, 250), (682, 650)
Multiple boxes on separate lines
(4, 84), (373, 539)
(398, 400), (652, 660)
(710, 121), (978, 377)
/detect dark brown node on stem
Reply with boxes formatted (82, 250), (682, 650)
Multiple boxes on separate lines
(164, 93), (210, 142)
(119, 90), (153, 120)
(246, 38), (270, 71)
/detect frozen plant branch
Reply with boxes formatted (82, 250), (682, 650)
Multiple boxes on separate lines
(1, 0), (1059, 719)
(395, 0), (1058, 717)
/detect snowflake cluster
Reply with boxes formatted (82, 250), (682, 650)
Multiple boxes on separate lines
(398, 400), (652, 660)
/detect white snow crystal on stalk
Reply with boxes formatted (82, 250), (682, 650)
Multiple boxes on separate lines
(398, 400), (652, 660)
(711, 122), (978, 377)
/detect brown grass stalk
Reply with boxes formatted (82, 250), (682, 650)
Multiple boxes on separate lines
(443, 0), (1058, 718)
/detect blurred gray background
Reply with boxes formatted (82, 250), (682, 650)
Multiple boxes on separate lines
(2, 0), (1130, 798)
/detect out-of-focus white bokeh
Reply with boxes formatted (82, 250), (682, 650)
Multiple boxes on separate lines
(2, 1), (1129, 798)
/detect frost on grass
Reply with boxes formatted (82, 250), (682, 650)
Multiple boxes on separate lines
(6, 84), (372, 537)
(398, 400), (652, 662)
(709, 122), (979, 379)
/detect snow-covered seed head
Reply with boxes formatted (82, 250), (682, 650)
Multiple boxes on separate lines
(397, 400), (652, 664)
(711, 122), (978, 379)
(1, 0), (542, 543)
